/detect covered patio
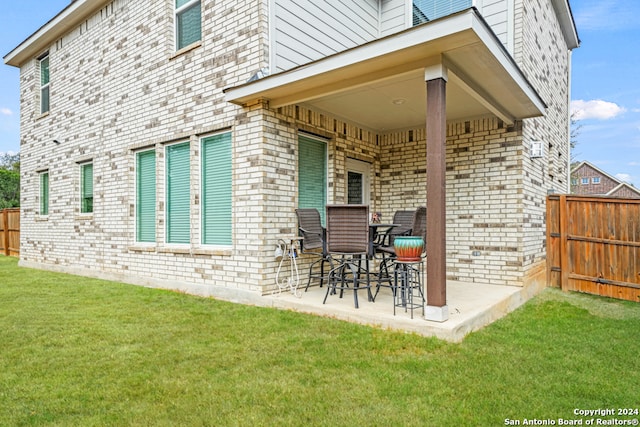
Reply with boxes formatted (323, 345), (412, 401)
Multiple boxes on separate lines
(225, 8), (547, 325)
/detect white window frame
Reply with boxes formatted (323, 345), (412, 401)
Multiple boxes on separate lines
(592, 177), (601, 184)
(39, 54), (50, 114)
(39, 170), (49, 216)
(175, 0), (201, 51)
(346, 158), (371, 205)
(199, 131), (233, 248)
(79, 161), (94, 215)
(135, 149), (157, 245)
(581, 178), (589, 185)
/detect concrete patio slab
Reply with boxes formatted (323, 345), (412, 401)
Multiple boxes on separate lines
(260, 279), (546, 342)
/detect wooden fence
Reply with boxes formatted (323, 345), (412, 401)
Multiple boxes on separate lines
(0, 208), (20, 257)
(547, 195), (640, 302)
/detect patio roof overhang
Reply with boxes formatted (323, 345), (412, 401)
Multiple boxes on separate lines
(224, 8), (546, 130)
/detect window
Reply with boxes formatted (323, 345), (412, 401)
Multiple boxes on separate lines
(166, 142), (190, 244)
(175, 0), (201, 50)
(298, 134), (327, 225)
(571, 178), (577, 186)
(39, 54), (50, 114)
(40, 171), (49, 215)
(136, 150), (156, 243)
(592, 177), (601, 184)
(80, 163), (94, 213)
(201, 132), (232, 246)
(581, 178), (589, 185)
(413, 0), (472, 25)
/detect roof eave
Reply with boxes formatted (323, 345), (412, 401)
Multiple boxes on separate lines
(4, 0), (111, 67)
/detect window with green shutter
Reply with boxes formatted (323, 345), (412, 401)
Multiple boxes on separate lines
(136, 150), (156, 243)
(80, 163), (93, 214)
(298, 134), (327, 225)
(175, 0), (201, 50)
(39, 54), (50, 114)
(166, 142), (191, 244)
(201, 132), (232, 246)
(40, 171), (49, 216)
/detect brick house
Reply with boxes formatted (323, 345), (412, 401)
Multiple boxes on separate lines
(4, 0), (578, 322)
(571, 161), (640, 199)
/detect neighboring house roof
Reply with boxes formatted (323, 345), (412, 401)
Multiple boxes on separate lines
(571, 161), (640, 198)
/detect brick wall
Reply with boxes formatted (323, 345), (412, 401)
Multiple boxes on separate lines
(16, 0), (571, 293)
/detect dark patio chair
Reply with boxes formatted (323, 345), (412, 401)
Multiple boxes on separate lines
(374, 209), (415, 252)
(374, 206), (426, 300)
(295, 208), (333, 291)
(323, 204), (373, 308)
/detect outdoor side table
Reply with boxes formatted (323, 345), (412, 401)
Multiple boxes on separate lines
(393, 259), (425, 318)
(274, 236), (303, 297)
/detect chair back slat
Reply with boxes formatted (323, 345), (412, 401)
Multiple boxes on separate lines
(411, 206), (427, 243)
(326, 205), (369, 254)
(295, 208), (324, 252)
(387, 210), (415, 244)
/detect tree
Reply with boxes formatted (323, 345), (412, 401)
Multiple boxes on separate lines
(0, 152), (20, 208)
(570, 112), (581, 162)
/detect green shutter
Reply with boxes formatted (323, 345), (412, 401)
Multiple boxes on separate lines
(202, 133), (232, 245)
(166, 142), (190, 243)
(298, 134), (327, 225)
(176, 1), (201, 49)
(136, 150), (156, 242)
(81, 163), (93, 213)
(40, 172), (49, 215)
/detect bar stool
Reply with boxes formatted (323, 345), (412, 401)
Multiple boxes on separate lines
(393, 259), (425, 318)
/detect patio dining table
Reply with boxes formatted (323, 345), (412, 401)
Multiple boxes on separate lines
(369, 223), (398, 257)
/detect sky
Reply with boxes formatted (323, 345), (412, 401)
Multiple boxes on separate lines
(1, 0), (639, 185)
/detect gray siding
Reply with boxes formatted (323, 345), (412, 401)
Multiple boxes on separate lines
(271, 0), (514, 71)
(380, 0), (406, 37)
(480, 0), (511, 49)
(272, 0), (379, 72)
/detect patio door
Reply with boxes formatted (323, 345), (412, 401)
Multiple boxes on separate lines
(346, 158), (371, 205)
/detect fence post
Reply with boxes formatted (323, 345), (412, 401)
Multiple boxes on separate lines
(558, 195), (568, 291)
(2, 209), (8, 257)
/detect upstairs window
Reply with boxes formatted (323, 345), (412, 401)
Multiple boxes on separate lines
(592, 177), (601, 184)
(80, 162), (94, 214)
(175, 0), (201, 50)
(39, 54), (50, 114)
(581, 178), (589, 185)
(413, 0), (472, 26)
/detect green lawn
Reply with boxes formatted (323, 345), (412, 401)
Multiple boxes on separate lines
(1, 255), (639, 426)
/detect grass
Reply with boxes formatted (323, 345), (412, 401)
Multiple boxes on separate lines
(1, 255), (640, 426)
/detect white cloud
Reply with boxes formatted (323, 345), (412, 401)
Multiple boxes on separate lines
(0, 108), (13, 116)
(571, 100), (626, 121)
(574, 0), (640, 31)
(616, 173), (632, 184)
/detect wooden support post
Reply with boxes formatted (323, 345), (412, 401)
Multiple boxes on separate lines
(425, 73), (448, 322)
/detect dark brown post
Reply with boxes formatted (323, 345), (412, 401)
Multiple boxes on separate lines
(425, 72), (448, 321)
